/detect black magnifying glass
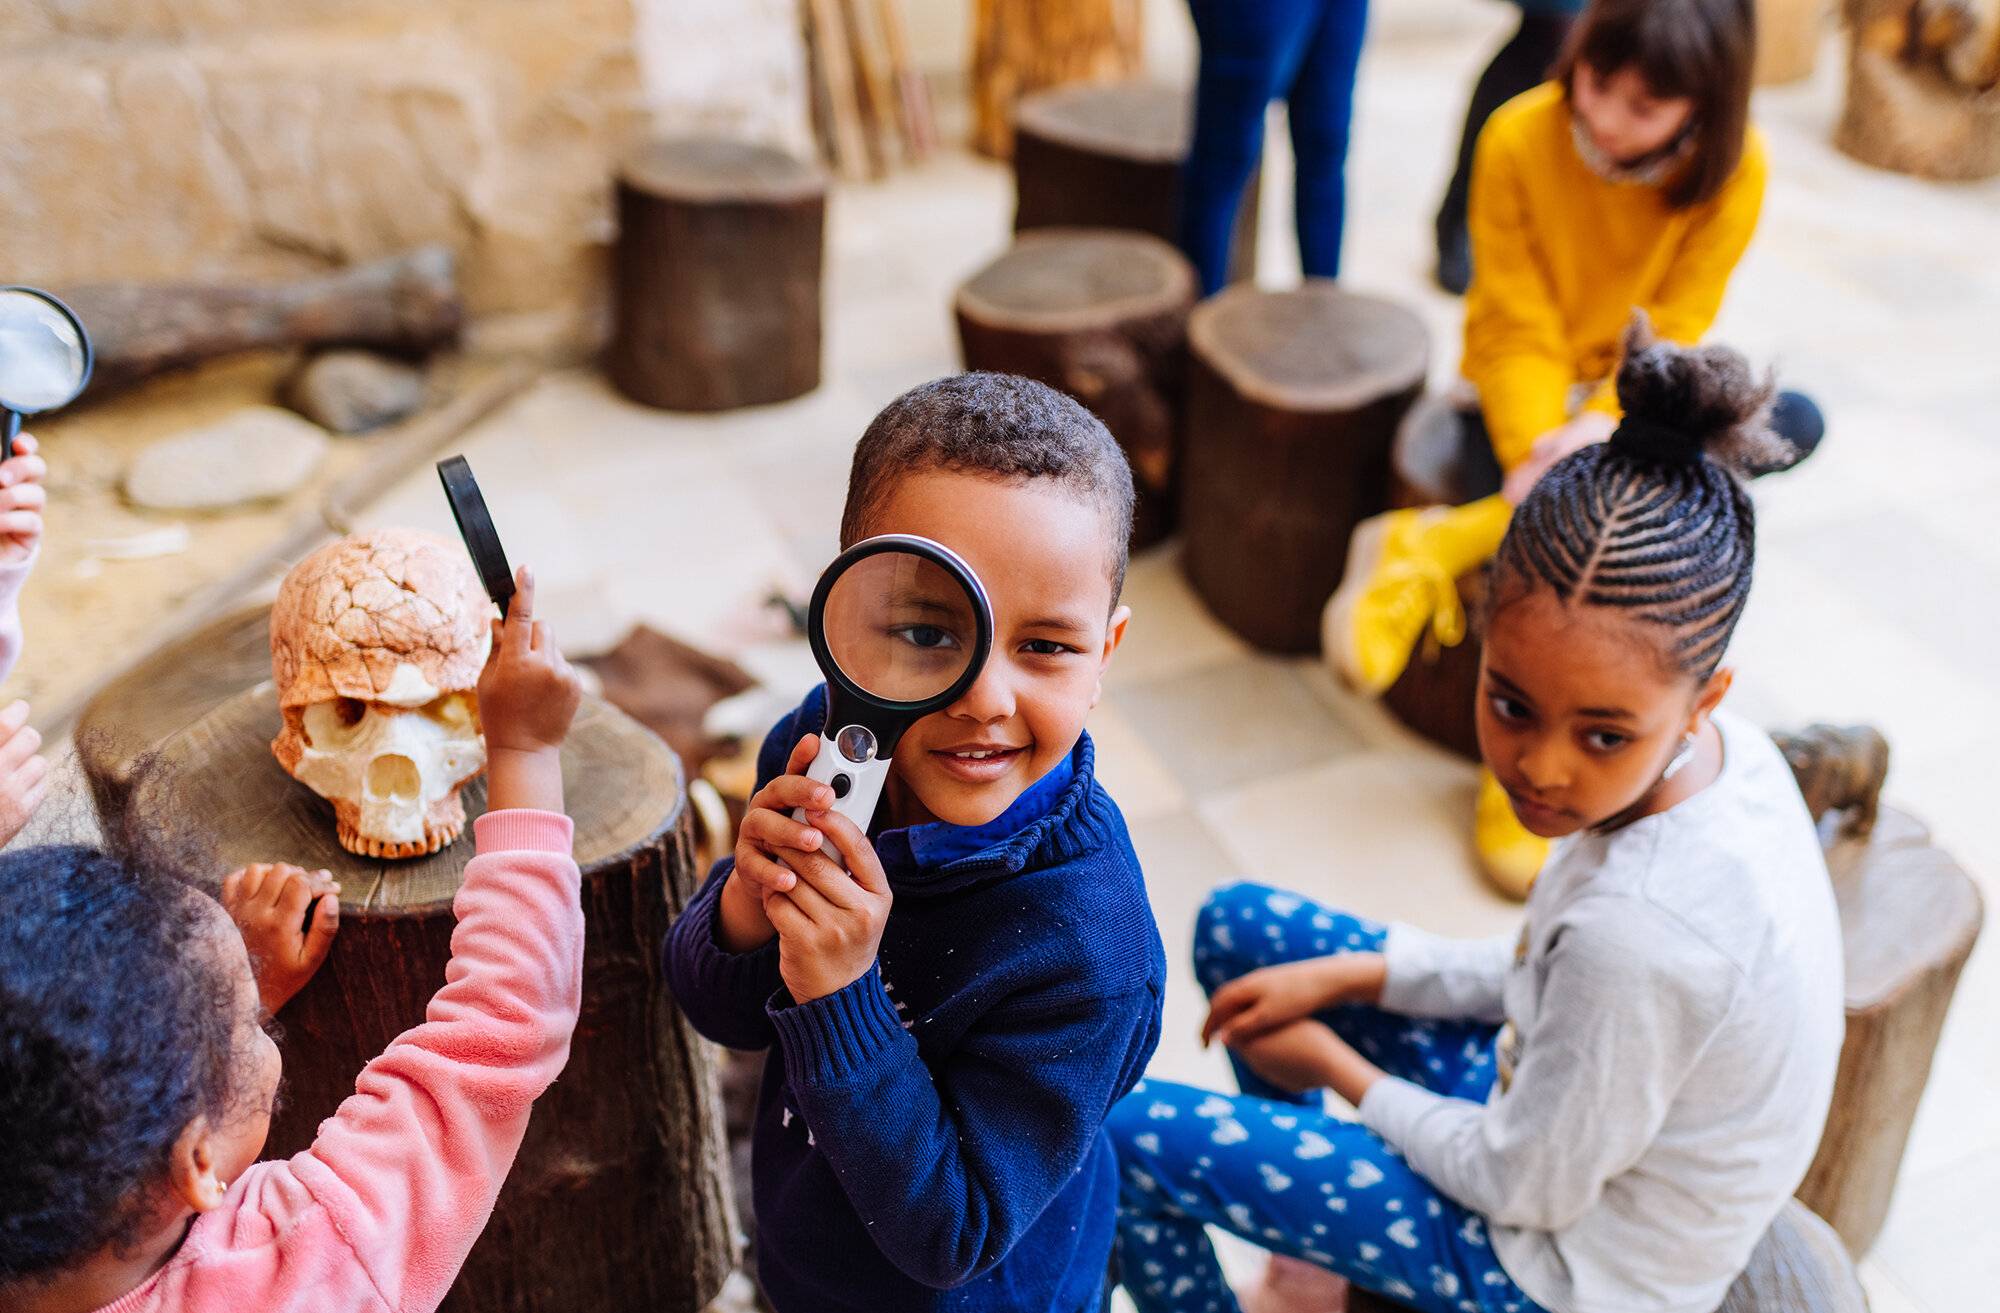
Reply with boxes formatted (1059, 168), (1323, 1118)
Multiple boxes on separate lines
(436, 455), (515, 618)
(793, 534), (995, 853)
(0, 286), (93, 462)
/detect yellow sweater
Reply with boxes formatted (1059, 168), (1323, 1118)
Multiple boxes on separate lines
(1462, 82), (1767, 471)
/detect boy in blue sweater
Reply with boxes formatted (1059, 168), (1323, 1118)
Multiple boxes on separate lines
(665, 374), (1167, 1313)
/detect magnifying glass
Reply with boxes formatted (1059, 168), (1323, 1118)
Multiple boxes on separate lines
(0, 286), (93, 462)
(436, 455), (516, 618)
(795, 534), (994, 851)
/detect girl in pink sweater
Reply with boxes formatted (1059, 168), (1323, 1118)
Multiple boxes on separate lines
(0, 567), (585, 1313)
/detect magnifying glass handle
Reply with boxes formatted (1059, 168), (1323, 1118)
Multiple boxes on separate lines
(792, 733), (892, 871)
(2, 411), (18, 464)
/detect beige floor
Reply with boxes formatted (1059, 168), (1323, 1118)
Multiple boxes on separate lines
(51, 8), (1997, 1310)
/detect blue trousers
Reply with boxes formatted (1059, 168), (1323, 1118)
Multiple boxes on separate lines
(1182, 0), (1370, 294)
(1108, 882), (1545, 1313)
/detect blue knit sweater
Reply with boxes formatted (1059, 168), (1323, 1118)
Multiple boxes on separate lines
(664, 686), (1166, 1313)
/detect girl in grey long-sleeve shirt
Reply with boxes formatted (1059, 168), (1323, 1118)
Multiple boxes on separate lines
(1110, 321), (1844, 1313)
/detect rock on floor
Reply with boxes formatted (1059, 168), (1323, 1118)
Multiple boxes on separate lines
(283, 350), (429, 433)
(123, 407), (329, 511)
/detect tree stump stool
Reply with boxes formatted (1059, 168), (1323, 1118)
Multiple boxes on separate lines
(1014, 80), (1260, 285)
(1346, 1199), (1865, 1313)
(954, 228), (1197, 548)
(608, 137), (827, 411)
(1801, 803), (1984, 1255)
(1836, 0), (2000, 180)
(77, 608), (735, 1313)
(1180, 280), (1428, 652)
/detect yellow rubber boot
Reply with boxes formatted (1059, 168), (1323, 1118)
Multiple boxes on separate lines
(1475, 769), (1549, 901)
(1324, 496), (1514, 696)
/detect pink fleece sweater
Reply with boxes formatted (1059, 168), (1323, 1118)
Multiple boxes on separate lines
(0, 548), (33, 684)
(94, 808), (584, 1313)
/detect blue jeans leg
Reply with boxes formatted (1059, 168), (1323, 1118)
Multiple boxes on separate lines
(1110, 1078), (1543, 1313)
(1287, 0), (1368, 278)
(1182, 0), (1322, 295)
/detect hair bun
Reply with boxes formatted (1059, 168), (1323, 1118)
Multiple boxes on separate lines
(1610, 310), (1787, 476)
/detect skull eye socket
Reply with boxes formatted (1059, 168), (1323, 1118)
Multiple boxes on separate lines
(304, 697), (371, 749)
(420, 692), (475, 731)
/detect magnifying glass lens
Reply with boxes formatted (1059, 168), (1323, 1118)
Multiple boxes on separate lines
(822, 550), (981, 705)
(0, 290), (88, 412)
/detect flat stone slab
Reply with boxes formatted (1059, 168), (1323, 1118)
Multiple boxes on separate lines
(124, 406), (330, 511)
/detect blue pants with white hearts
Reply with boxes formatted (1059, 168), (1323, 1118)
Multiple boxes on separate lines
(1108, 882), (1544, 1313)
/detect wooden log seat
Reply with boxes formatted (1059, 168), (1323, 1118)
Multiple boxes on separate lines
(1179, 280), (1429, 652)
(954, 228), (1198, 548)
(1012, 79), (1260, 285)
(608, 137), (828, 412)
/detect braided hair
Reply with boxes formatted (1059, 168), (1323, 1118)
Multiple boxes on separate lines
(1492, 314), (1795, 680)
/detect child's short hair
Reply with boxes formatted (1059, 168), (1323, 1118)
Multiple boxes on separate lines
(1493, 316), (1793, 679)
(840, 373), (1137, 603)
(1555, 0), (1756, 209)
(0, 846), (244, 1283)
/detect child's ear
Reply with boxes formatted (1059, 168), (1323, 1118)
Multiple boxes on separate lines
(1092, 605), (1131, 709)
(1687, 665), (1733, 735)
(168, 1117), (229, 1213)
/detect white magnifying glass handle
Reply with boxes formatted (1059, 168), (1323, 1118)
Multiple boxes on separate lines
(792, 728), (891, 870)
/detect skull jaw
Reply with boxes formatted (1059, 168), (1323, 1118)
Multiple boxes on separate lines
(330, 792), (469, 859)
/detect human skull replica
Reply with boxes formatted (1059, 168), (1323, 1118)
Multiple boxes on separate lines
(272, 529), (492, 858)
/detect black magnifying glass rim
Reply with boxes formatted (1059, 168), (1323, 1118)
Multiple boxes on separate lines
(0, 285), (94, 413)
(806, 533), (995, 730)
(436, 455), (515, 617)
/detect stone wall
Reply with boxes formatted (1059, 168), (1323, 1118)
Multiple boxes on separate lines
(0, 0), (811, 346)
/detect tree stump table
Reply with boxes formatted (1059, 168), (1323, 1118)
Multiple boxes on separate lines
(1835, 0), (2000, 180)
(1013, 80), (1260, 285)
(77, 607), (735, 1313)
(1346, 1198), (1866, 1313)
(955, 228), (1197, 548)
(608, 137), (827, 412)
(1180, 281), (1428, 653)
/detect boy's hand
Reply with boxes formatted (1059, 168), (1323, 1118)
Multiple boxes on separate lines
(222, 862), (341, 1014)
(1201, 952), (1386, 1049)
(0, 700), (48, 847)
(764, 804), (892, 1004)
(0, 432), (47, 566)
(718, 735), (836, 952)
(477, 567), (582, 814)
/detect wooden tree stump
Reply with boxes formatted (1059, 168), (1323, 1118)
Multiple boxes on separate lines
(1014, 80), (1261, 285)
(608, 138), (827, 412)
(78, 610), (735, 1313)
(1837, 36), (2000, 179)
(1346, 1199), (1865, 1313)
(1801, 804), (1984, 1255)
(955, 228), (1197, 548)
(972, 0), (1143, 159)
(1180, 281), (1428, 652)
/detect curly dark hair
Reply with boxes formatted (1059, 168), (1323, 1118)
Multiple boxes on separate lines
(0, 844), (246, 1284)
(1492, 314), (1792, 680)
(840, 372), (1138, 604)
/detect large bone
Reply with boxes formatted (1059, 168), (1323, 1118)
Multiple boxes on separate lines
(56, 246), (463, 398)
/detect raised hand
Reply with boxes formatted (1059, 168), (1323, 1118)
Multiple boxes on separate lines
(0, 699), (48, 847)
(0, 432), (48, 566)
(477, 567), (582, 815)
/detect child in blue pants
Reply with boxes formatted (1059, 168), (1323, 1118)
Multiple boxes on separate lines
(1110, 883), (1537, 1313)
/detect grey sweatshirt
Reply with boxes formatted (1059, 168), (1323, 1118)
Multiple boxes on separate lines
(1358, 711), (1845, 1313)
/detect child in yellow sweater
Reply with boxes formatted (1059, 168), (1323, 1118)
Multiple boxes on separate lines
(1327, 0), (1822, 898)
